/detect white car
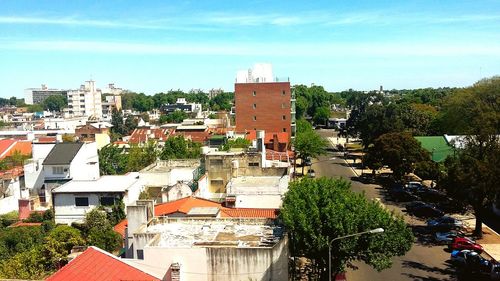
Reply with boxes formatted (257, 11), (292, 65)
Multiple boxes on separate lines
(435, 231), (466, 245)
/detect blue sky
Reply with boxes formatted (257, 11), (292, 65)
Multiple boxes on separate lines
(1, 0), (499, 98)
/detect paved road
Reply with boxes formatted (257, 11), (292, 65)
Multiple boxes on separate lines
(313, 130), (458, 281)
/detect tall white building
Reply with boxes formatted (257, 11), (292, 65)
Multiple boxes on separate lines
(67, 80), (103, 118)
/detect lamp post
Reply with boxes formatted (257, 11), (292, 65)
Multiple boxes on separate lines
(328, 228), (384, 281)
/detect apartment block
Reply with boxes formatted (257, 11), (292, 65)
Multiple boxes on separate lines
(67, 80), (103, 118)
(234, 64), (296, 139)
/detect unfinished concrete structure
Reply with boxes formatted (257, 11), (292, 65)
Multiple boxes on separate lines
(125, 202), (288, 281)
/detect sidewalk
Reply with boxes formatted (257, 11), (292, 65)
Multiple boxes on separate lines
(328, 137), (500, 262)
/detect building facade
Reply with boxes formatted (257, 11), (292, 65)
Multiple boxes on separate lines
(24, 84), (68, 105)
(234, 64), (296, 139)
(67, 80), (103, 118)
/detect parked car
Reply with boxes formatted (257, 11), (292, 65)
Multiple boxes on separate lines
(491, 262), (500, 280)
(405, 181), (424, 192)
(435, 231), (467, 245)
(427, 216), (463, 231)
(303, 157), (312, 166)
(390, 188), (420, 202)
(410, 204), (444, 218)
(449, 237), (484, 253)
(308, 169), (316, 178)
(405, 201), (430, 213)
(450, 249), (476, 264)
(417, 188), (449, 203)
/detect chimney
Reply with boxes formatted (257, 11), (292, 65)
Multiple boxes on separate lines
(256, 130), (266, 167)
(18, 199), (31, 220)
(273, 134), (279, 151)
(170, 263), (181, 281)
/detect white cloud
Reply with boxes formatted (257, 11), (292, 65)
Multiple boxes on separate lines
(2, 39), (500, 58)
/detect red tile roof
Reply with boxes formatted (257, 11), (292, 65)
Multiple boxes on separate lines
(3, 141), (32, 159)
(9, 222), (42, 228)
(153, 197), (221, 216)
(129, 128), (171, 144)
(113, 197), (279, 238)
(173, 131), (211, 143)
(0, 166), (24, 179)
(0, 139), (16, 159)
(46, 246), (160, 281)
(266, 149), (295, 161)
(220, 208), (279, 219)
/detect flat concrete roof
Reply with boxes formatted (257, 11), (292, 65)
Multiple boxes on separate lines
(226, 176), (289, 195)
(145, 219), (283, 248)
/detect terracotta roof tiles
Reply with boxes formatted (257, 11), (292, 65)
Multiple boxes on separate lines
(45, 246), (160, 281)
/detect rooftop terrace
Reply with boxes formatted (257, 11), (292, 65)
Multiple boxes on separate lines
(144, 218), (284, 248)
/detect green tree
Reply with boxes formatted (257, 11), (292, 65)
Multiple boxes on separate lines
(313, 106), (330, 126)
(27, 104), (43, 113)
(160, 136), (201, 159)
(126, 142), (157, 172)
(365, 132), (430, 180)
(221, 137), (251, 151)
(43, 95), (67, 112)
(98, 144), (128, 175)
(165, 110), (188, 123)
(440, 77), (500, 237)
(294, 119), (327, 173)
(43, 225), (85, 268)
(84, 209), (122, 252)
(281, 177), (413, 279)
(132, 93), (154, 112)
(0, 247), (47, 280)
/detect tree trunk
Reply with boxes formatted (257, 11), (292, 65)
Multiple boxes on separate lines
(474, 208), (483, 238)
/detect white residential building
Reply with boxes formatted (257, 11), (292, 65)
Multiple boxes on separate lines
(67, 80), (103, 118)
(52, 173), (142, 224)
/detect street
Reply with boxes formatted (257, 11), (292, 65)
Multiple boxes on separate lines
(313, 130), (457, 281)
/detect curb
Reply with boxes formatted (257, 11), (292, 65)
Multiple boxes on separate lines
(327, 138), (359, 177)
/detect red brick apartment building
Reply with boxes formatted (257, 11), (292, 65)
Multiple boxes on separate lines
(235, 81), (296, 139)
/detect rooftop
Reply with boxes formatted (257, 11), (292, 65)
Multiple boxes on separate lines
(140, 159), (200, 173)
(43, 142), (84, 165)
(52, 172), (139, 193)
(46, 246), (160, 281)
(145, 218), (284, 248)
(227, 176), (289, 195)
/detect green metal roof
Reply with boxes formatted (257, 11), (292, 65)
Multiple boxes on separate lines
(414, 136), (455, 162)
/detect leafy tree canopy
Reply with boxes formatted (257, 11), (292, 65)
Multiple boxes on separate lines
(364, 132), (430, 180)
(281, 178), (413, 277)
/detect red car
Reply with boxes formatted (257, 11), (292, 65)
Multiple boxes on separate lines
(449, 237), (483, 253)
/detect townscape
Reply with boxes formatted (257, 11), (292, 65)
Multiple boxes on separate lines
(1, 1), (500, 281)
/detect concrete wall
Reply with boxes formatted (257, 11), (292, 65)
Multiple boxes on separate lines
(141, 237), (289, 281)
(0, 195), (18, 215)
(234, 194), (283, 209)
(70, 142), (99, 180)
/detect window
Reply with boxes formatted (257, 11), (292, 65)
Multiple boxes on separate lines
(75, 197), (89, 207)
(281, 103), (286, 109)
(248, 162), (259, 167)
(282, 115), (286, 120)
(210, 159), (223, 166)
(210, 179), (224, 186)
(282, 90), (286, 96)
(52, 167), (64, 174)
(283, 128), (287, 132)
(100, 196), (115, 206)
(137, 250), (144, 260)
(253, 116), (257, 121)
(253, 103), (256, 109)
(252, 91), (256, 96)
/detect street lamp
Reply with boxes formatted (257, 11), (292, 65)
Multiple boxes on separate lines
(328, 228), (384, 281)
